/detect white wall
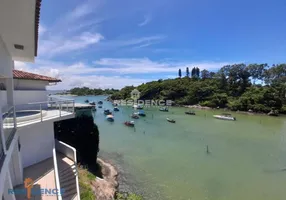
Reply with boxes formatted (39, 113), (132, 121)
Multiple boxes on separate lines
(19, 121), (55, 168)
(0, 90), (48, 106)
(14, 79), (48, 90)
(0, 35), (13, 78)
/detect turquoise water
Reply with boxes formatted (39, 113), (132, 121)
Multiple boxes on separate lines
(72, 95), (286, 200)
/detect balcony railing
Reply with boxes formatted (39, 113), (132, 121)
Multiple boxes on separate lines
(2, 106), (16, 150)
(7, 99), (75, 126)
(55, 140), (80, 200)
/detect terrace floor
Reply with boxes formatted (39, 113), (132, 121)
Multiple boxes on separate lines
(15, 153), (77, 200)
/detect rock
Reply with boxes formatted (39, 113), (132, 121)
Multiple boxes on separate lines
(92, 158), (119, 200)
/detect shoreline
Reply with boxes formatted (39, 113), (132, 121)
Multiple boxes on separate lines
(92, 158), (119, 200)
(183, 104), (285, 117)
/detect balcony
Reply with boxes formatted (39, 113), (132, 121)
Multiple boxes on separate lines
(2, 98), (75, 128)
(14, 140), (80, 200)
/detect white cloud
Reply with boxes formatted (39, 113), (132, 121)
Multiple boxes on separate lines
(138, 15), (152, 27)
(39, 32), (104, 57)
(14, 58), (234, 90)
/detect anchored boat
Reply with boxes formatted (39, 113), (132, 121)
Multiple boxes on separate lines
(185, 110), (196, 115)
(113, 107), (119, 111)
(213, 113), (236, 121)
(124, 121), (135, 127)
(104, 109), (112, 115)
(131, 113), (139, 119)
(166, 117), (176, 123)
(159, 107), (169, 112)
(106, 114), (114, 122)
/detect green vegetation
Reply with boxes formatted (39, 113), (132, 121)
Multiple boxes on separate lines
(69, 87), (119, 96)
(111, 64), (286, 114)
(78, 166), (96, 200)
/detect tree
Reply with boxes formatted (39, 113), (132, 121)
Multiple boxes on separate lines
(201, 69), (210, 79)
(186, 67), (190, 78)
(191, 67), (196, 78)
(178, 69), (182, 78)
(195, 67), (200, 78)
(247, 63), (267, 84)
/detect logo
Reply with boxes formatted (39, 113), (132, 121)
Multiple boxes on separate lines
(24, 178), (33, 199)
(130, 89), (141, 101)
(8, 178), (65, 199)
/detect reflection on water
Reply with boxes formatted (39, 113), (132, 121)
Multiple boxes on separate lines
(70, 95), (286, 200)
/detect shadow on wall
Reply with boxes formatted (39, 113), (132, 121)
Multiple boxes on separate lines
(54, 115), (100, 166)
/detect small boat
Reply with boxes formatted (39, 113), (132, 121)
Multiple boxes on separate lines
(124, 121), (135, 127)
(98, 101), (103, 104)
(166, 117), (176, 123)
(137, 105), (144, 110)
(104, 109), (112, 115)
(131, 113), (139, 119)
(113, 107), (119, 111)
(98, 105), (102, 108)
(85, 100), (89, 103)
(106, 114), (114, 122)
(138, 110), (146, 116)
(159, 107), (169, 112)
(113, 103), (118, 106)
(213, 113), (236, 121)
(89, 101), (96, 106)
(185, 110), (196, 115)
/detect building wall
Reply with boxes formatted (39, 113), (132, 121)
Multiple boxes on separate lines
(14, 79), (48, 90)
(0, 90), (48, 107)
(0, 36), (13, 78)
(19, 121), (55, 168)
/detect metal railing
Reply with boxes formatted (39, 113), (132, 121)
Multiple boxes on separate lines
(55, 140), (80, 200)
(53, 147), (63, 200)
(8, 99), (75, 125)
(2, 106), (16, 150)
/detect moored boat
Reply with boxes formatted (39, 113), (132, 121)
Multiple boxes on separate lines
(85, 99), (89, 103)
(124, 121), (135, 127)
(138, 110), (146, 116)
(137, 105), (144, 109)
(98, 100), (103, 104)
(185, 110), (196, 115)
(114, 107), (119, 111)
(89, 101), (96, 106)
(166, 117), (176, 123)
(159, 107), (169, 112)
(106, 114), (114, 121)
(104, 109), (112, 115)
(131, 113), (139, 119)
(98, 105), (102, 108)
(213, 113), (236, 121)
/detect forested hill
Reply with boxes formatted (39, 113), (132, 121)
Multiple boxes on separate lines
(69, 87), (119, 96)
(111, 64), (286, 114)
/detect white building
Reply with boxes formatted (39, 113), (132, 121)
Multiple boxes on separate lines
(0, 0), (80, 199)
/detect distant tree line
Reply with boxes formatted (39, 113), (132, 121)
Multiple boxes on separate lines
(69, 87), (119, 96)
(111, 63), (286, 114)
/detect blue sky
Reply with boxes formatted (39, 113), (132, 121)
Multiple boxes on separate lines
(15, 0), (286, 89)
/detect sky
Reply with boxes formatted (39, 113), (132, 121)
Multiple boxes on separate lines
(15, 0), (286, 90)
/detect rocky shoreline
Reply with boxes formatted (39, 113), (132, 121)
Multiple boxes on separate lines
(92, 158), (119, 200)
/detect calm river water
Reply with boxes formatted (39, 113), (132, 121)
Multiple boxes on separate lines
(72, 95), (286, 200)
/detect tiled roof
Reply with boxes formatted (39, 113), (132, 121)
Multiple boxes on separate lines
(35, 0), (42, 56)
(13, 70), (61, 82)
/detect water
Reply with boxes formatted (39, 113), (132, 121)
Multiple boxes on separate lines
(71, 95), (286, 200)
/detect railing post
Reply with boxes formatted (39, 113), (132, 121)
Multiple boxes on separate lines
(73, 100), (75, 113)
(0, 113), (7, 155)
(59, 102), (61, 117)
(40, 103), (43, 122)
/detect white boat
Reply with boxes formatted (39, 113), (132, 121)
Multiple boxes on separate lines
(213, 113), (236, 121)
(106, 114), (114, 121)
